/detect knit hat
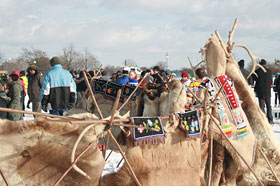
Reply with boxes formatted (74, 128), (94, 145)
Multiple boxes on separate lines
(10, 71), (20, 78)
(50, 56), (61, 66)
(128, 79), (138, 86)
(181, 72), (189, 78)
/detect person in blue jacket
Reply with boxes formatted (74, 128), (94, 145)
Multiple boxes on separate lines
(116, 70), (129, 85)
(41, 56), (76, 116)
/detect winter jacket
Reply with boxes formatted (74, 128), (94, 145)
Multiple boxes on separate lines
(252, 65), (272, 98)
(7, 80), (23, 121)
(0, 91), (8, 119)
(239, 67), (253, 85)
(28, 68), (43, 102)
(274, 76), (280, 93)
(41, 64), (76, 110)
(116, 76), (129, 85)
(20, 75), (28, 93)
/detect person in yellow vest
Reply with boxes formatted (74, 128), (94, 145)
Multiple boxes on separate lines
(20, 71), (28, 112)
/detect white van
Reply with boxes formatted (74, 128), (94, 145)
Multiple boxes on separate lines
(123, 66), (142, 78)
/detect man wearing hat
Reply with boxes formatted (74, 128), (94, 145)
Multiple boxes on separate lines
(116, 70), (129, 85)
(7, 71), (23, 121)
(252, 59), (273, 124)
(27, 65), (43, 116)
(41, 57), (76, 116)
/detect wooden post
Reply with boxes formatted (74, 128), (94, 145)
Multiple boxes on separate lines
(0, 168), (9, 186)
(187, 56), (196, 76)
(0, 107), (80, 121)
(103, 89), (122, 158)
(107, 130), (142, 186)
(208, 136), (213, 186)
(83, 71), (103, 119)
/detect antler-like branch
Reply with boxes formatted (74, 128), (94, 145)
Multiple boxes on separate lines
(227, 18), (238, 51)
(187, 57), (196, 76)
(215, 30), (230, 58)
(234, 44), (266, 79)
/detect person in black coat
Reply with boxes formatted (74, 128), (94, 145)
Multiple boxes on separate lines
(273, 73), (280, 107)
(252, 59), (273, 124)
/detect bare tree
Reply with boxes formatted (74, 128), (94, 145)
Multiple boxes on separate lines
(154, 61), (166, 70)
(0, 52), (4, 64)
(77, 48), (100, 71)
(59, 43), (80, 70)
(18, 47), (50, 73)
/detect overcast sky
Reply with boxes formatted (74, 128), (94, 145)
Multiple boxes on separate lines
(0, 0), (279, 70)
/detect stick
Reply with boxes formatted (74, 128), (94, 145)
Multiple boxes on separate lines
(70, 116), (170, 125)
(188, 57), (196, 76)
(0, 107), (80, 121)
(215, 30), (230, 58)
(116, 158), (124, 168)
(227, 18), (238, 47)
(194, 60), (205, 69)
(54, 135), (101, 186)
(208, 112), (264, 186)
(107, 130), (142, 186)
(117, 73), (148, 112)
(0, 168), (9, 186)
(103, 89), (122, 158)
(185, 84), (202, 104)
(257, 146), (280, 184)
(105, 150), (113, 161)
(209, 81), (227, 104)
(83, 71), (103, 119)
(96, 64), (103, 77)
(208, 136), (213, 186)
(76, 89), (89, 107)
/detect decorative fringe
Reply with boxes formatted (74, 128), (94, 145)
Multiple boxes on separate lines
(133, 136), (165, 146)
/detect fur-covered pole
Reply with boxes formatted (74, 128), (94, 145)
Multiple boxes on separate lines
(103, 89), (122, 158)
(118, 73), (148, 112)
(0, 107), (80, 121)
(54, 134), (101, 186)
(0, 167), (9, 186)
(107, 130), (142, 186)
(208, 112), (264, 186)
(83, 71), (104, 119)
(257, 145), (280, 184)
(208, 135), (213, 186)
(187, 56), (196, 76)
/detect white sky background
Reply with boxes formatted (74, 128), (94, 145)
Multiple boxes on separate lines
(0, 0), (279, 70)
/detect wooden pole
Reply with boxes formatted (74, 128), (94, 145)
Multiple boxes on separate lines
(187, 56), (196, 76)
(117, 73), (148, 112)
(54, 135), (101, 186)
(83, 71), (103, 119)
(208, 112), (264, 186)
(70, 116), (170, 125)
(208, 136), (213, 186)
(0, 168), (9, 186)
(107, 130), (142, 186)
(0, 107), (80, 121)
(103, 89), (122, 158)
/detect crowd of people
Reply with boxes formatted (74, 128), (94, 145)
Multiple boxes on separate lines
(0, 56), (278, 125)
